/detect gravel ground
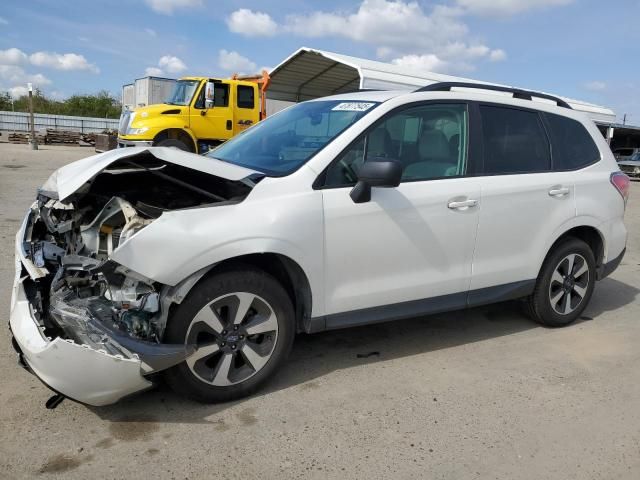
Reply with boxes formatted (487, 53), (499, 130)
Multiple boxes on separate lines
(1, 143), (639, 480)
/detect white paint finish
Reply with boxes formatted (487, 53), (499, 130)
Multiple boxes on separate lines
(41, 146), (260, 201)
(322, 178), (481, 314)
(10, 278), (152, 406)
(470, 171), (577, 290)
(110, 168), (327, 314)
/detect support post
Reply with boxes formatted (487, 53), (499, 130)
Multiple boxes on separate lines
(27, 83), (38, 150)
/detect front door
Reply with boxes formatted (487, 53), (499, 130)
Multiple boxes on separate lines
(190, 80), (234, 142)
(320, 102), (481, 320)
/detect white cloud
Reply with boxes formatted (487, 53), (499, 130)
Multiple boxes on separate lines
(584, 80), (606, 91)
(0, 17), (9, 25)
(391, 54), (449, 73)
(279, 0), (504, 74)
(144, 55), (187, 76)
(145, 28), (157, 37)
(9, 86), (28, 98)
(456, 0), (573, 16)
(218, 50), (257, 74)
(489, 49), (507, 62)
(0, 65), (51, 94)
(29, 52), (99, 73)
(144, 0), (202, 15)
(145, 66), (164, 76)
(158, 55), (187, 73)
(0, 48), (28, 65)
(226, 9), (277, 37)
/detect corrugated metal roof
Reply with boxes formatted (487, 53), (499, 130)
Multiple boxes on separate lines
(269, 47), (616, 123)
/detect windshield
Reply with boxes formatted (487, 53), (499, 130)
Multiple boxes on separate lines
(206, 100), (379, 175)
(166, 80), (200, 106)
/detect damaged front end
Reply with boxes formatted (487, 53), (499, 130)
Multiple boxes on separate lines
(10, 149), (257, 406)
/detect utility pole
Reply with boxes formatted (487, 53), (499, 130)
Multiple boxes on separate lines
(27, 82), (38, 150)
(623, 113), (627, 126)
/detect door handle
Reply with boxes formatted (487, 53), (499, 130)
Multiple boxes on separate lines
(238, 119), (253, 125)
(548, 186), (570, 197)
(447, 199), (479, 210)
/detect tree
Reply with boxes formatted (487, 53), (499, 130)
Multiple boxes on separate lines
(0, 91), (12, 111)
(1, 89), (121, 118)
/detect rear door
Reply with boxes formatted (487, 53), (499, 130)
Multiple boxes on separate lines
(190, 80), (234, 141)
(233, 83), (260, 135)
(469, 104), (576, 297)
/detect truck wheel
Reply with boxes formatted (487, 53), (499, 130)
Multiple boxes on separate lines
(163, 266), (295, 403)
(525, 238), (596, 327)
(154, 138), (191, 152)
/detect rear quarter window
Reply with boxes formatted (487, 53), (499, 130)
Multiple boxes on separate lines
(544, 113), (600, 170)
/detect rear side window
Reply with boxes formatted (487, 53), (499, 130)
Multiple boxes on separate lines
(480, 105), (551, 174)
(237, 85), (255, 109)
(544, 113), (600, 170)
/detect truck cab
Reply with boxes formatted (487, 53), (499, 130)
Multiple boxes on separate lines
(118, 73), (268, 153)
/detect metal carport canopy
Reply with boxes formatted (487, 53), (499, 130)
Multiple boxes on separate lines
(268, 47), (615, 123)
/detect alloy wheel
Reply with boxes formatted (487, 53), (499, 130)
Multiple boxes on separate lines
(548, 253), (590, 315)
(185, 292), (279, 386)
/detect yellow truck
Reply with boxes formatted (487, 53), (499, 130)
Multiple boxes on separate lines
(118, 72), (270, 153)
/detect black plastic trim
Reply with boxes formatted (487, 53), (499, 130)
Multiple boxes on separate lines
(306, 279), (536, 333)
(597, 248), (626, 280)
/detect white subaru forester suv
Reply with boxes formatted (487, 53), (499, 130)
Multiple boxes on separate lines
(10, 82), (629, 407)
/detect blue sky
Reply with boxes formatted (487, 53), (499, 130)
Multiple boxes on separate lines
(1, 0), (638, 123)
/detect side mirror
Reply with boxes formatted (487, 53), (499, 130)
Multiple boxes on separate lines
(204, 81), (215, 109)
(350, 158), (402, 203)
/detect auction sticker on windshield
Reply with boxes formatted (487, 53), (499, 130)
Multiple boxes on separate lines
(331, 102), (376, 112)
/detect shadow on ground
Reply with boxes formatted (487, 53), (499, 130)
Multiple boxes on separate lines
(89, 277), (639, 426)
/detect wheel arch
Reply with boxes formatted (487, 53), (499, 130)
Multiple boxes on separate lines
(153, 128), (197, 152)
(165, 253), (314, 334)
(539, 224), (606, 280)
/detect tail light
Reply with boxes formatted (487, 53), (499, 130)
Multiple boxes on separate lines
(610, 171), (631, 207)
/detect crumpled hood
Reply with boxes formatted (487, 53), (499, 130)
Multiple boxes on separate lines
(41, 146), (260, 201)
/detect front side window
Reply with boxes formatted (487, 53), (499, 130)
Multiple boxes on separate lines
(480, 105), (551, 174)
(207, 100), (378, 175)
(544, 113), (600, 170)
(324, 103), (468, 186)
(237, 85), (255, 109)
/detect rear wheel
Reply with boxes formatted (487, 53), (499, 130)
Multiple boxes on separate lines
(164, 267), (295, 403)
(526, 238), (596, 327)
(154, 138), (191, 152)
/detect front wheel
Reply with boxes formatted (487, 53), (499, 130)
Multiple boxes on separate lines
(164, 267), (295, 403)
(526, 238), (596, 327)
(154, 138), (191, 152)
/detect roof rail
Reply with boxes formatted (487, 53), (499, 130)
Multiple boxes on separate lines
(414, 82), (572, 109)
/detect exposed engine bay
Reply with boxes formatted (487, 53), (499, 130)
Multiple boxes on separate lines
(22, 152), (255, 369)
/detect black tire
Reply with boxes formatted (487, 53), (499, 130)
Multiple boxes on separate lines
(526, 238), (596, 327)
(154, 138), (192, 152)
(164, 266), (295, 403)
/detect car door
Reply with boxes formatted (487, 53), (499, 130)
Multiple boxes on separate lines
(190, 80), (234, 141)
(468, 103), (576, 298)
(319, 102), (482, 325)
(233, 83), (260, 136)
